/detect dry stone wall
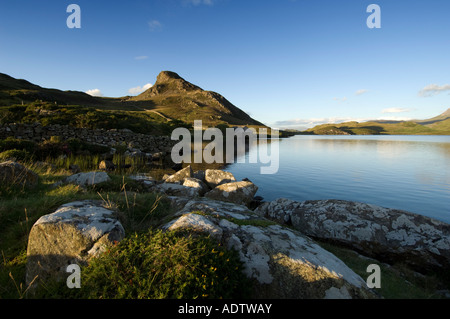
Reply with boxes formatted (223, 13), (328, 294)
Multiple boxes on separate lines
(0, 123), (175, 153)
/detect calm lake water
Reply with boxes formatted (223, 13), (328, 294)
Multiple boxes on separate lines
(225, 135), (450, 224)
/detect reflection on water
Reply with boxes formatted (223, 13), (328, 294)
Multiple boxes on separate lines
(226, 135), (450, 224)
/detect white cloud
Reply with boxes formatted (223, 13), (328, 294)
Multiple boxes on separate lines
(85, 89), (103, 97)
(184, 0), (214, 5)
(148, 20), (162, 32)
(333, 97), (348, 102)
(355, 89), (368, 96)
(134, 56), (148, 60)
(128, 83), (153, 95)
(419, 84), (450, 97)
(382, 107), (415, 114)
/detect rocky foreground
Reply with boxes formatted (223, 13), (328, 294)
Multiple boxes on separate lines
(2, 161), (448, 299)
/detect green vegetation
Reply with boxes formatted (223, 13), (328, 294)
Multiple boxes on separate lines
(318, 241), (445, 299)
(0, 161), (251, 299)
(0, 101), (180, 135)
(36, 230), (251, 299)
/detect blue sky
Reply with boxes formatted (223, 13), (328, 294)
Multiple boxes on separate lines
(0, 0), (449, 129)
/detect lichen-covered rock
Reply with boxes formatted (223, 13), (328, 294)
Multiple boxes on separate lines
(205, 181), (258, 206)
(182, 177), (210, 196)
(204, 169), (236, 188)
(255, 198), (450, 273)
(63, 171), (111, 187)
(0, 161), (38, 188)
(163, 198), (377, 299)
(164, 165), (194, 184)
(26, 200), (125, 287)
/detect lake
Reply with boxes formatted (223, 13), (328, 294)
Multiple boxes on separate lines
(225, 135), (450, 224)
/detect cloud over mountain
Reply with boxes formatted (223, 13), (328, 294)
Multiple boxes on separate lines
(85, 89), (103, 97)
(128, 83), (153, 95)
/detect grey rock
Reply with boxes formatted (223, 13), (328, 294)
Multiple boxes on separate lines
(26, 200), (125, 288)
(163, 199), (377, 299)
(63, 171), (111, 187)
(256, 198), (450, 272)
(129, 174), (156, 187)
(164, 165), (194, 184)
(204, 169), (236, 188)
(182, 177), (210, 196)
(205, 181), (258, 206)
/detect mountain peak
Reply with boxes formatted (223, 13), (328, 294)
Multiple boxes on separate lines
(156, 71), (183, 83)
(127, 71), (265, 127)
(134, 71), (202, 99)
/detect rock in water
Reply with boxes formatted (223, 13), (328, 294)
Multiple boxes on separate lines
(255, 198), (450, 273)
(26, 200), (125, 288)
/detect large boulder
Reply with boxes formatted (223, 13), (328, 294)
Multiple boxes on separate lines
(0, 161), (38, 188)
(163, 198), (377, 299)
(63, 171), (111, 187)
(26, 200), (125, 287)
(164, 165), (194, 184)
(205, 181), (258, 206)
(255, 198), (450, 273)
(204, 169), (236, 188)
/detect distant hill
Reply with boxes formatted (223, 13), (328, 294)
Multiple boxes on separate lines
(414, 108), (450, 125)
(0, 71), (266, 129)
(302, 109), (450, 135)
(0, 73), (104, 107)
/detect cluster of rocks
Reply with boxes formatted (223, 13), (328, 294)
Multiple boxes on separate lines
(0, 123), (175, 153)
(20, 164), (450, 299)
(140, 166), (260, 208)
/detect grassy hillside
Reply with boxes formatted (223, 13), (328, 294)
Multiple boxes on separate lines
(303, 110), (450, 135)
(127, 71), (266, 128)
(0, 71), (267, 132)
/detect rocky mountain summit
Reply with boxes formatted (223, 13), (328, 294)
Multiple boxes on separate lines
(127, 71), (266, 127)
